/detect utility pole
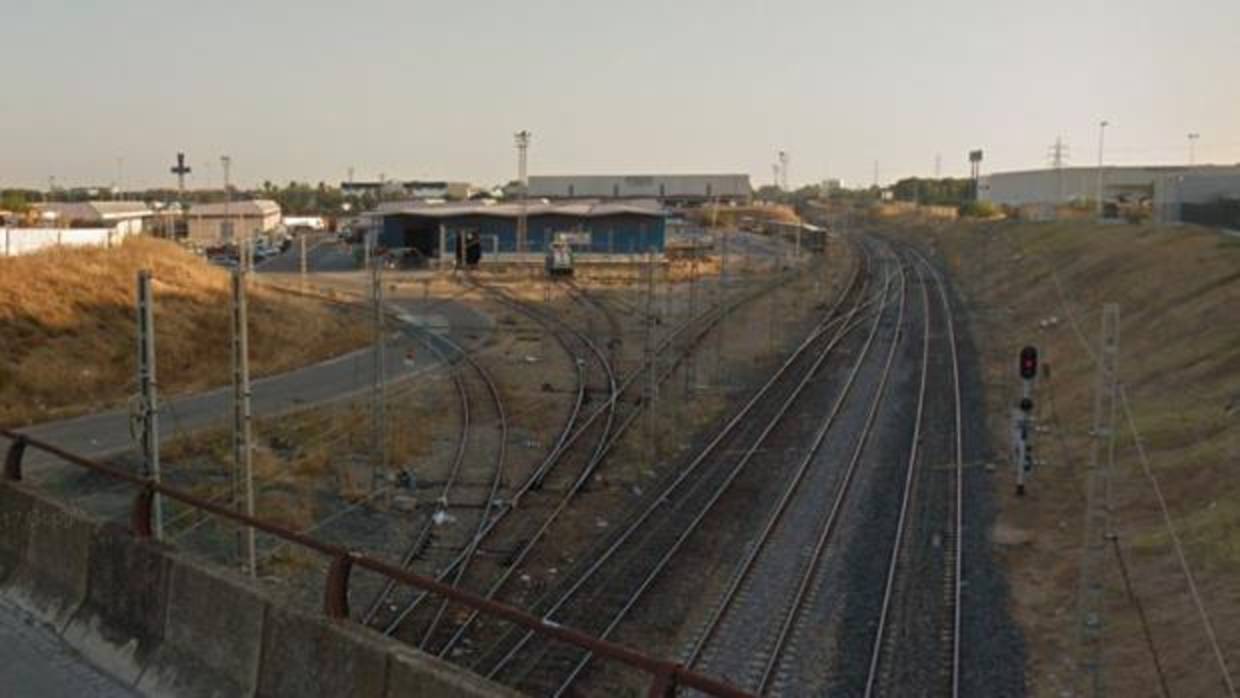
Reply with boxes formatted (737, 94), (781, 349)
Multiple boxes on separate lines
(230, 269), (256, 577)
(515, 130), (531, 255)
(1187, 132), (1200, 165)
(771, 163), (781, 190)
(222, 156), (239, 270)
(115, 157), (125, 200)
(778, 150), (790, 191)
(1077, 302), (1121, 697)
(299, 232), (308, 287)
(1096, 120), (1109, 218)
(714, 219), (728, 388)
(370, 260), (387, 494)
(684, 244), (698, 399)
(934, 153), (942, 178)
(643, 249), (657, 465)
(872, 160), (879, 189)
(136, 271), (163, 539)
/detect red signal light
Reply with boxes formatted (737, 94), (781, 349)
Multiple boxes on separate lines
(1019, 346), (1038, 380)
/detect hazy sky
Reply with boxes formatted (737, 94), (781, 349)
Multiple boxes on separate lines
(4, 0), (1238, 190)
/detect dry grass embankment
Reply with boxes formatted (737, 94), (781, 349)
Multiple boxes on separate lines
(689, 203), (801, 229)
(918, 219), (1240, 697)
(0, 237), (370, 427)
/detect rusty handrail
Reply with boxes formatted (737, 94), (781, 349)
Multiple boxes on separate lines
(0, 429), (751, 698)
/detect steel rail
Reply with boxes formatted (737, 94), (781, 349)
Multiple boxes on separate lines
(909, 248), (965, 698)
(681, 243), (894, 674)
(862, 252), (932, 697)
(432, 269), (820, 660)
(375, 277), (589, 635)
(373, 328), (509, 636)
(753, 242), (909, 694)
(395, 268), (804, 630)
(554, 255), (892, 697)
(361, 329), (472, 626)
(483, 241), (870, 688)
(415, 326), (511, 648)
(416, 277), (619, 651)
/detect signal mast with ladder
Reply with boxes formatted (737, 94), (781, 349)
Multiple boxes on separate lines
(1013, 345), (1038, 495)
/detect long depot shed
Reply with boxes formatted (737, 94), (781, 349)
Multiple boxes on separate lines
(372, 201), (666, 259)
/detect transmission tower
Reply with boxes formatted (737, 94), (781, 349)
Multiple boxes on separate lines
(1048, 137), (1072, 205)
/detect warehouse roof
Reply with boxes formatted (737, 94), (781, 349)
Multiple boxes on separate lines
(188, 199), (281, 216)
(36, 201), (153, 221)
(371, 200), (666, 219)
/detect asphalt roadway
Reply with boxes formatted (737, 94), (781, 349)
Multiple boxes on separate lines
(17, 240), (493, 482)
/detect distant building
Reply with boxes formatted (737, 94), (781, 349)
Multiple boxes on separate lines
(185, 199), (282, 244)
(527, 174), (752, 205)
(341, 180), (473, 200)
(33, 201), (153, 235)
(980, 165), (1240, 223)
(370, 200), (667, 261)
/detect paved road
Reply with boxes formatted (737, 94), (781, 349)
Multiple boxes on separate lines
(0, 598), (135, 697)
(18, 293), (492, 480)
(257, 233), (358, 274)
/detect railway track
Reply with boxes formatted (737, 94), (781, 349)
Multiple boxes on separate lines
(860, 248), (965, 698)
(679, 242), (908, 696)
(366, 276), (601, 642)
(360, 328), (509, 634)
(464, 242), (874, 696)
(414, 267), (820, 662)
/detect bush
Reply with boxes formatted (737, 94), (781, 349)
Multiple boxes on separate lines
(958, 200), (999, 218)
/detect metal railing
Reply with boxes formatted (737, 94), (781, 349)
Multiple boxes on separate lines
(1, 429), (752, 698)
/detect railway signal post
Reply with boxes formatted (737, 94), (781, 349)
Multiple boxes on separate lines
(1013, 345), (1038, 495)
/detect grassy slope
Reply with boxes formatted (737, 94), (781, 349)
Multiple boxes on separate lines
(0, 237), (370, 427)
(920, 220), (1240, 696)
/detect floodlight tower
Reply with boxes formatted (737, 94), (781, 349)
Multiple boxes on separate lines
(515, 130), (531, 254)
(170, 153), (192, 238)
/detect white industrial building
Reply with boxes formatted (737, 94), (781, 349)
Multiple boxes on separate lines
(527, 174), (752, 204)
(980, 165), (1240, 223)
(33, 201), (153, 235)
(184, 199), (282, 244)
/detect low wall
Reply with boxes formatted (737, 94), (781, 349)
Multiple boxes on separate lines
(0, 481), (519, 698)
(1, 227), (131, 256)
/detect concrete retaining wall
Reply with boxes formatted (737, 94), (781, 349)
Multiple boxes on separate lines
(0, 481), (519, 698)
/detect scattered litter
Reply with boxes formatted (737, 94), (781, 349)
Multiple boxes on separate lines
(524, 439), (540, 449)
(631, 486), (643, 497)
(596, 518), (608, 528)
(548, 567), (558, 575)
(524, 355), (539, 363)
(520, 574), (532, 584)
(432, 510), (456, 526)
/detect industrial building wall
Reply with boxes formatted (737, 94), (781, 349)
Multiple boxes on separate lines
(379, 213), (667, 256)
(528, 175), (750, 201)
(981, 166), (1240, 208)
(186, 215), (276, 245)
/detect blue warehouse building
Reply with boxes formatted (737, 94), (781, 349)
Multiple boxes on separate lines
(370, 201), (666, 261)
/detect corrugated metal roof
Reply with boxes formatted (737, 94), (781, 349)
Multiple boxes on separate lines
(35, 201), (152, 221)
(188, 199), (281, 216)
(371, 200), (666, 220)
(88, 201), (152, 218)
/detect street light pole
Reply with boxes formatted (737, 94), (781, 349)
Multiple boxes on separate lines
(1187, 132), (1200, 165)
(1096, 120), (1109, 218)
